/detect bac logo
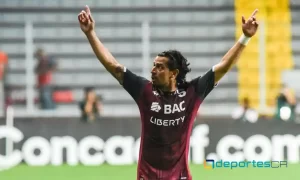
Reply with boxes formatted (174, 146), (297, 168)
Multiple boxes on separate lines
(151, 102), (161, 112)
(164, 101), (185, 114)
(151, 101), (186, 114)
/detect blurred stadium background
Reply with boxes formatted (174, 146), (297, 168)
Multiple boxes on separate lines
(0, 0), (300, 179)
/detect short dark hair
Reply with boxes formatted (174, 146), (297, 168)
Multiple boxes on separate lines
(158, 50), (191, 87)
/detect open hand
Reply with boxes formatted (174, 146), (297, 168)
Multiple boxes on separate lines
(78, 5), (95, 34)
(242, 9), (259, 37)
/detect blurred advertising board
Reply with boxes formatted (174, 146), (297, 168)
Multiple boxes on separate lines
(0, 117), (299, 169)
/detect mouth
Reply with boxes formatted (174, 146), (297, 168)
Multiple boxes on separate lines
(151, 77), (157, 83)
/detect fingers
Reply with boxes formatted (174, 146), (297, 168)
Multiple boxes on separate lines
(249, 9), (258, 22)
(250, 19), (259, 28)
(250, 9), (259, 17)
(89, 14), (94, 23)
(78, 6), (93, 24)
(78, 12), (84, 22)
(85, 5), (94, 23)
(78, 12), (84, 23)
(243, 9), (258, 25)
(78, 10), (89, 24)
(85, 5), (91, 16)
(243, 9), (258, 22)
(83, 11), (89, 20)
(242, 16), (246, 24)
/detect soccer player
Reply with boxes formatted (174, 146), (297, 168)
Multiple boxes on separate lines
(78, 6), (259, 180)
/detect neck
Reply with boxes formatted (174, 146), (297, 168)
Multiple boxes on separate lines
(158, 83), (177, 92)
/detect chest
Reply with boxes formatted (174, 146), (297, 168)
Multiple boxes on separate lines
(142, 89), (196, 120)
(140, 88), (199, 141)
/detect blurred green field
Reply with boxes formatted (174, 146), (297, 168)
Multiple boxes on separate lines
(0, 164), (298, 180)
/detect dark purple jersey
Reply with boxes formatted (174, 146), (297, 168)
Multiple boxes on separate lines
(122, 67), (216, 180)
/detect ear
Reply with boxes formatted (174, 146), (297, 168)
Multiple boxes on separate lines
(171, 69), (179, 79)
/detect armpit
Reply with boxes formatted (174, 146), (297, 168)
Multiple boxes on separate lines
(114, 65), (125, 84)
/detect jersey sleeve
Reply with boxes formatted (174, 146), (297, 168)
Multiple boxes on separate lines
(190, 67), (217, 99)
(122, 67), (149, 102)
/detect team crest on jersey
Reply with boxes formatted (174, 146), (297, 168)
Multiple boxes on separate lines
(152, 90), (159, 96)
(150, 102), (161, 112)
(178, 90), (186, 97)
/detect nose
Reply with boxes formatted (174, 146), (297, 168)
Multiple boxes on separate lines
(151, 66), (156, 74)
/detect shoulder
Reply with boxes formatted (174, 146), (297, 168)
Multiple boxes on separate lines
(184, 81), (196, 91)
(142, 82), (155, 95)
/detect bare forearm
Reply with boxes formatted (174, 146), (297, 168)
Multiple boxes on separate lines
(212, 8), (258, 83)
(214, 42), (246, 82)
(220, 42), (245, 71)
(85, 30), (124, 82)
(86, 30), (120, 70)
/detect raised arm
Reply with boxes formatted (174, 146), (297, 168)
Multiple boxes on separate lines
(213, 9), (259, 84)
(78, 6), (125, 84)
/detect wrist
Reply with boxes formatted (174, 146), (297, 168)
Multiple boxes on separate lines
(238, 34), (251, 46)
(85, 30), (96, 37)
